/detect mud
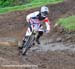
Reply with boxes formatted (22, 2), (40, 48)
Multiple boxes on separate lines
(0, 0), (75, 69)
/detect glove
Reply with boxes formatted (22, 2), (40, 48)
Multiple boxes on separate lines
(43, 30), (50, 33)
(46, 30), (50, 33)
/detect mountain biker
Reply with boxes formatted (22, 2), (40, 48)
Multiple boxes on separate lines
(19, 6), (51, 49)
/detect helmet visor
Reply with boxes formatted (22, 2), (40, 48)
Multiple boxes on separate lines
(41, 11), (48, 17)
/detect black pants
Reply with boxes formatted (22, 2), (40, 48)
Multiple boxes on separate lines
(36, 31), (43, 41)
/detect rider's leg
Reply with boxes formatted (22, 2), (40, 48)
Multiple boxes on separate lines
(22, 36), (29, 46)
(36, 31), (43, 44)
(18, 36), (27, 49)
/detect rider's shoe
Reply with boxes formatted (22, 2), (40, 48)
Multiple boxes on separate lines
(32, 42), (35, 46)
(18, 40), (25, 49)
(36, 39), (40, 44)
(18, 46), (23, 49)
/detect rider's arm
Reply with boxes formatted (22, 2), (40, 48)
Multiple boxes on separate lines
(44, 17), (51, 33)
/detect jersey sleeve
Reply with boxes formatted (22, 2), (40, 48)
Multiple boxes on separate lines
(44, 17), (51, 31)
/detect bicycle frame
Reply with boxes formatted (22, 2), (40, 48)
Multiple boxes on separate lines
(22, 30), (37, 55)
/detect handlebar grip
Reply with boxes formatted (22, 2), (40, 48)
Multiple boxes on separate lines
(43, 30), (47, 32)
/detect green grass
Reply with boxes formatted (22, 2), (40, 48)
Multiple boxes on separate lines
(57, 16), (75, 31)
(0, 0), (64, 14)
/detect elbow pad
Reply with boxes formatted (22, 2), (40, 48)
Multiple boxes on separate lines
(45, 22), (50, 31)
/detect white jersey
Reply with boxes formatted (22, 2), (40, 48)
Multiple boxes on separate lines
(26, 11), (40, 22)
(26, 11), (51, 36)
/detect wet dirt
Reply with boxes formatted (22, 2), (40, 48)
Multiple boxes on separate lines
(0, 0), (75, 69)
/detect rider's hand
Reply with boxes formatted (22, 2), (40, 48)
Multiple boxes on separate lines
(46, 30), (50, 33)
(43, 29), (50, 33)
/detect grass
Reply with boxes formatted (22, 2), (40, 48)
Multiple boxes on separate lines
(0, 0), (64, 14)
(57, 16), (75, 31)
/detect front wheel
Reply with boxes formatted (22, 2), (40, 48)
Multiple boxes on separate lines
(22, 36), (35, 55)
(22, 37), (31, 55)
(22, 47), (29, 55)
(22, 42), (34, 55)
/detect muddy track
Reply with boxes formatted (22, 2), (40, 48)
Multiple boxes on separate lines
(0, 0), (75, 39)
(0, 0), (75, 69)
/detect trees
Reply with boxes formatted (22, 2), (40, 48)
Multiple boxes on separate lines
(0, 0), (32, 7)
(0, 0), (15, 7)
